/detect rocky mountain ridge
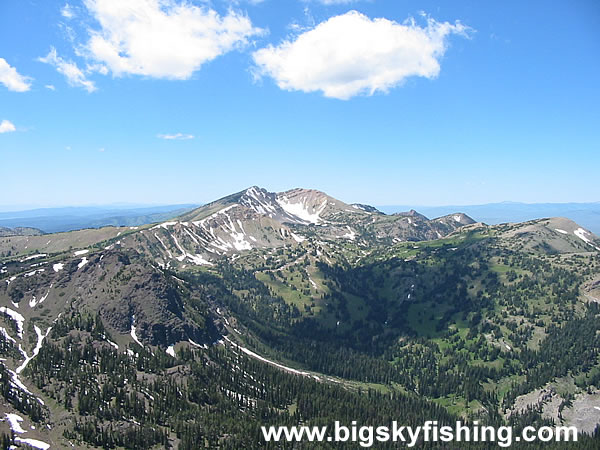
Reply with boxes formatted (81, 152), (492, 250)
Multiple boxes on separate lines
(0, 187), (599, 448)
(129, 186), (477, 269)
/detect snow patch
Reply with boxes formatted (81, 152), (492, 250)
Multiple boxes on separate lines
(130, 316), (143, 347)
(291, 232), (306, 243)
(20, 254), (46, 262)
(230, 232), (252, 251)
(77, 257), (88, 269)
(0, 307), (25, 338)
(30, 285), (52, 308)
(167, 232), (214, 265)
(154, 233), (173, 259)
(15, 437), (50, 450)
(188, 254), (213, 266)
(73, 249), (89, 256)
(188, 339), (207, 349)
(236, 220), (246, 234)
(454, 215), (462, 223)
(574, 228), (600, 251)
(341, 226), (356, 241)
(0, 327), (16, 344)
(52, 263), (64, 272)
(24, 269), (45, 277)
(223, 336), (318, 379)
(243, 187), (278, 214)
(277, 196), (327, 224)
(575, 228), (592, 244)
(16, 326), (52, 374)
(171, 234), (187, 258)
(9, 369), (34, 396)
(151, 221), (178, 230)
(183, 228), (200, 245)
(166, 345), (175, 357)
(192, 204), (238, 227)
(5, 413), (26, 434)
(554, 229), (568, 235)
(574, 228), (591, 243)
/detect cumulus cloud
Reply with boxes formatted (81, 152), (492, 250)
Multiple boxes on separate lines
(81, 0), (264, 79)
(38, 47), (97, 92)
(0, 120), (16, 134)
(252, 11), (471, 100)
(157, 133), (195, 140)
(0, 58), (32, 92)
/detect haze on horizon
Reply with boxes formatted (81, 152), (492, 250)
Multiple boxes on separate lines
(0, 189), (598, 214)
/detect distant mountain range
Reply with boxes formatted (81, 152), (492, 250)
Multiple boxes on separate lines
(379, 201), (600, 234)
(0, 204), (198, 234)
(1, 199), (598, 238)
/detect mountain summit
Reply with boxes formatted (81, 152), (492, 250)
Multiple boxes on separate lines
(131, 186), (476, 268)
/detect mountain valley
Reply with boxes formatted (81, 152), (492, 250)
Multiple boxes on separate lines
(1, 187), (600, 449)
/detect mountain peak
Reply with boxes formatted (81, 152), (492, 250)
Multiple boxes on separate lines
(240, 186), (279, 214)
(393, 209), (429, 220)
(134, 187), (482, 269)
(433, 212), (476, 226)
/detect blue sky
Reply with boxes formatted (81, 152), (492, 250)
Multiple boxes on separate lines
(1, 0), (599, 209)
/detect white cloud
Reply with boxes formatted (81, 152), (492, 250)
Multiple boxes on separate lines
(81, 0), (264, 79)
(0, 120), (16, 134)
(45, 84), (56, 90)
(38, 47), (97, 92)
(158, 133), (194, 140)
(0, 58), (32, 92)
(252, 11), (471, 100)
(61, 3), (75, 19)
(86, 63), (108, 75)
